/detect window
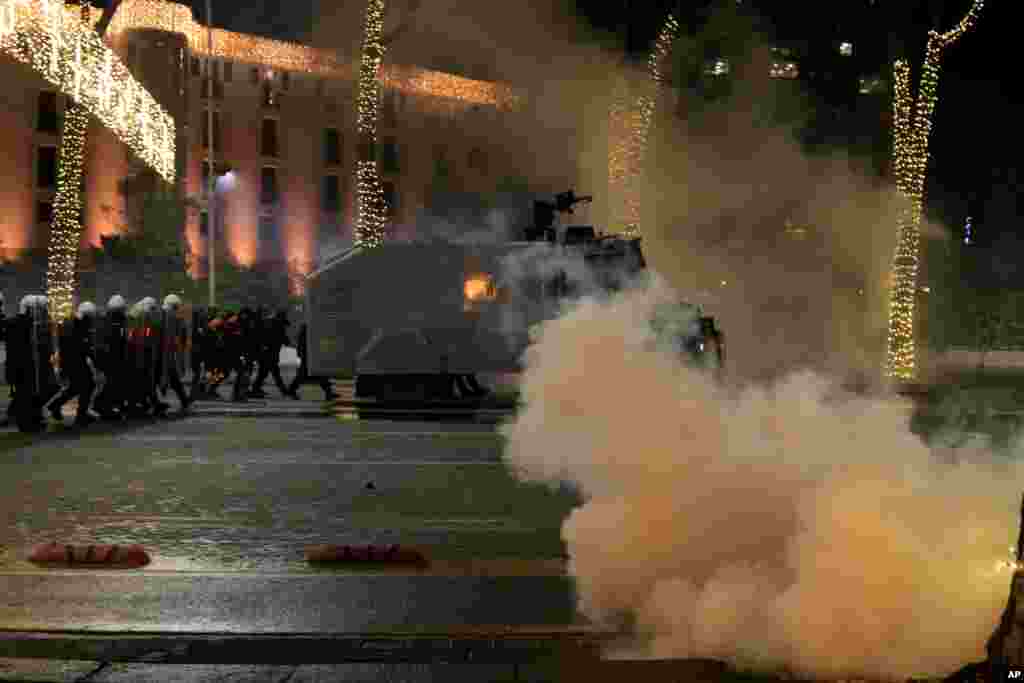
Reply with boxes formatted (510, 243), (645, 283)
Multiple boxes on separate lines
(36, 91), (59, 133)
(258, 215), (277, 244)
(223, 60), (232, 82)
(36, 145), (57, 189)
(261, 118), (279, 158)
(190, 56), (200, 76)
(262, 83), (276, 107)
(322, 175), (340, 212)
(324, 128), (341, 166)
(36, 201), (53, 225)
(468, 147), (487, 174)
(379, 137), (399, 174)
(250, 66), (260, 84)
(199, 210), (209, 236)
(260, 166), (279, 204)
(434, 146), (450, 178)
(200, 109), (221, 149)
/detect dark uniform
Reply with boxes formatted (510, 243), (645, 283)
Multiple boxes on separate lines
(155, 303), (190, 414)
(124, 305), (154, 416)
(287, 323), (336, 400)
(251, 311), (291, 398)
(205, 315), (228, 398)
(1, 299), (10, 424)
(189, 308), (208, 398)
(11, 301), (59, 431)
(50, 315), (97, 425)
(225, 313), (250, 402)
(93, 307), (128, 418)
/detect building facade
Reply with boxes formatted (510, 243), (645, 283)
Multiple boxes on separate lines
(0, 0), (582, 282)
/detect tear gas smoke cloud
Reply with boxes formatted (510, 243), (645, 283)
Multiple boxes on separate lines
(501, 272), (1022, 681)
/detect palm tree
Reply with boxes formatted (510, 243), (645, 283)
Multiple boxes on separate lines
(353, 0), (419, 249)
(45, 0), (123, 321)
(884, 0), (984, 381)
(609, 10), (680, 239)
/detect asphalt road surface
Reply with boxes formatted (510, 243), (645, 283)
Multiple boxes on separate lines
(0, 400), (584, 625)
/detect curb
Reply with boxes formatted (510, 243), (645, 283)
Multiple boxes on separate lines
(305, 544), (429, 567)
(28, 543), (150, 569)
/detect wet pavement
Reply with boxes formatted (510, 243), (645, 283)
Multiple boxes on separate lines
(0, 393), (584, 654)
(0, 408), (575, 569)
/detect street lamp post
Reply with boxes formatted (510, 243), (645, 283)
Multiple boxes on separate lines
(206, 0), (216, 308)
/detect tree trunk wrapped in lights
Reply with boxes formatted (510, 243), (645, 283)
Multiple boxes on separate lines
(884, 0), (985, 381)
(45, 0), (122, 322)
(354, 0), (388, 249)
(608, 13), (679, 239)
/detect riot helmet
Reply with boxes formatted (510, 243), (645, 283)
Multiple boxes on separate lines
(107, 295), (126, 310)
(77, 302), (98, 319)
(163, 294), (182, 311)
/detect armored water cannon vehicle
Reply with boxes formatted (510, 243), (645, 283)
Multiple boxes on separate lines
(304, 190), (721, 400)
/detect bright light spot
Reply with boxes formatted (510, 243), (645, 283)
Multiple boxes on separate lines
(839, 41), (854, 56)
(215, 170), (237, 191)
(920, 286), (931, 294)
(705, 58), (730, 76)
(720, 280), (727, 287)
(464, 274), (495, 301)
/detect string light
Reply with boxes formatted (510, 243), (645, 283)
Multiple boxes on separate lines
(609, 13), (679, 238)
(885, 0), (984, 381)
(98, 0), (521, 110)
(0, 0), (176, 182)
(354, 0), (386, 249)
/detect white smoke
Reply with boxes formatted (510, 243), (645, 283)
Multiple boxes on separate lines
(499, 272), (1021, 681)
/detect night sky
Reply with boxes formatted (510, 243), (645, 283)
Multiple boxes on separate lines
(176, 0), (1016, 241)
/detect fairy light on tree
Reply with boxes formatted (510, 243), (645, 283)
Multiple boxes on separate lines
(609, 12), (679, 239)
(46, 0), (125, 321)
(885, 0), (985, 381)
(354, 0), (387, 249)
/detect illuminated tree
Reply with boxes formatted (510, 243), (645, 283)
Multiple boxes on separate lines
(885, 0), (985, 381)
(45, 0), (123, 321)
(353, 0), (419, 249)
(608, 11), (679, 238)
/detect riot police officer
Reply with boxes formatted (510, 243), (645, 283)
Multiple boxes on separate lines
(50, 302), (99, 426)
(287, 322), (337, 401)
(155, 294), (191, 415)
(124, 299), (153, 417)
(1, 292), (9, 427)
(93, 295), (129, 419)
(189, 306), (209, 399)
(12, 296), (58, 432)
(250, 310), (292, 398)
